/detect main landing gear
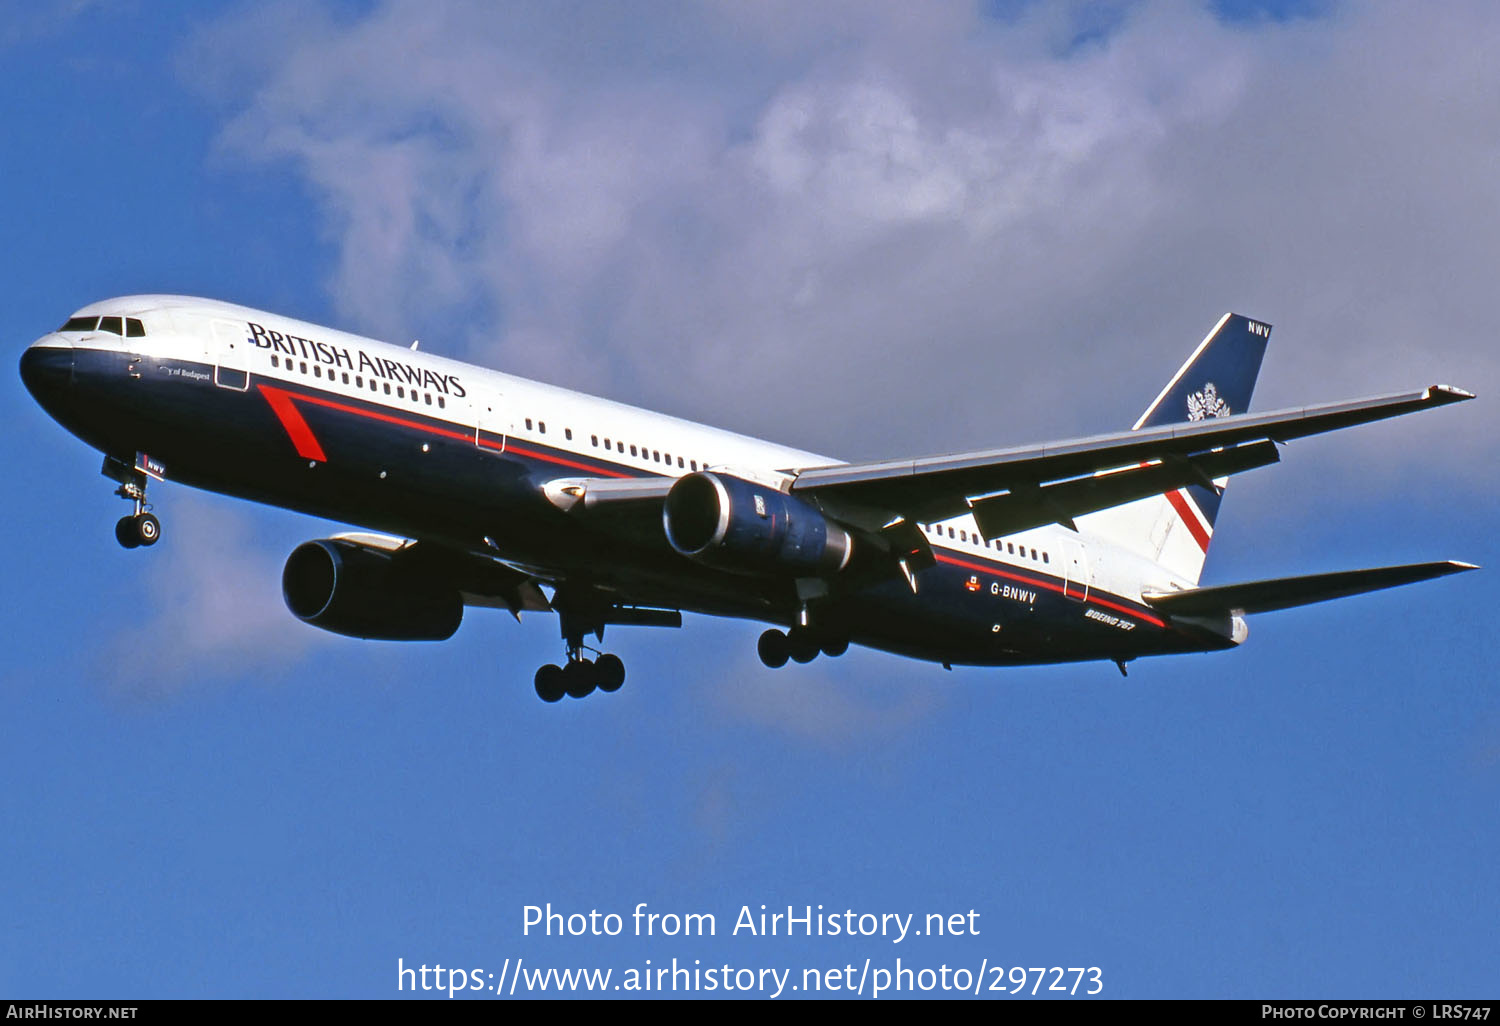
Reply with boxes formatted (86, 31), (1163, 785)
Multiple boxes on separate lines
(534, 595), (627, 702)
(757, 626), (848, 669)
(533, 652), (625, 703)
(104, 456), (161, 549)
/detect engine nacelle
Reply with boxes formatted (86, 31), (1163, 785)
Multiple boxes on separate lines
(282, 539), (462, 641)
(662, 472), (853, 576)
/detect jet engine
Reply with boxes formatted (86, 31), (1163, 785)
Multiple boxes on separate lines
(662, 472), (853, 576)
(282, 539), (462, 641)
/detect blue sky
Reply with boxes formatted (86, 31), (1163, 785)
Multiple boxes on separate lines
(4, 1), (1496, 999)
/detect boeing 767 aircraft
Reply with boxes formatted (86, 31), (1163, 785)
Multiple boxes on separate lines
(19, 297), (1476, 701)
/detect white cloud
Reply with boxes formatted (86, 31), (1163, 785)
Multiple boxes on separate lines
(183, 0), (1495, 482)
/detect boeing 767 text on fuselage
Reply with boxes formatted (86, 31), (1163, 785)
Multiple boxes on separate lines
(19, 297), (1476, 700)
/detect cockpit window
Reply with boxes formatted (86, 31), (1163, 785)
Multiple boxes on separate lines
(58, 314), (148, 335)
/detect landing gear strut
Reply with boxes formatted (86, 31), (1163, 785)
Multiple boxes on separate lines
(104, 456), (161, 549)
(533, 596), (627, 702)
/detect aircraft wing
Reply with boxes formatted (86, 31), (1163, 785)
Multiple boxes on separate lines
(788, 385), (1473, 534)
(1142, 560), (1478, 616)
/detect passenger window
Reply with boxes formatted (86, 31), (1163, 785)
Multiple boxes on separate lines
(653, 450), (660, 462)
(1043, 552), (1049, 563)
(425, 394), (432, 405)
(630, 445), (638, 457)
(314, 365), (322, 378)
(947, 527), (955, 539)
(355, 376), (362, 387)
(525, 418), (533, 430)
(959, 530), (967, 542)
(1007, 543), (1015, 554)
(1030, 548), (1037, 560)
(591, 435), (598, 447)
(565, 428), (573, 440)
(300, 362), (308, 374)
(690, 461), (697, 471)
(677, 456), (684, 468)
(125, 318), (145, 337)
(384, 383), (391, 394)
(437, 396), (445, 409)
(271, 355), (279, 368)
(539, 422), (546, 434)
(397, 386), (404, 398)
(342, 372), (349, 384)
(99, 316), (123, 335)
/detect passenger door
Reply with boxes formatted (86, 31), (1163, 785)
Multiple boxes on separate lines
(472, 385), (509, 454)
(1062, 536), (1090, 602)
(211, 319), (250, 391)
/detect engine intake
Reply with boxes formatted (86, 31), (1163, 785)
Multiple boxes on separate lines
(662, 472), (852, 576)
(282, 539), (462, 641)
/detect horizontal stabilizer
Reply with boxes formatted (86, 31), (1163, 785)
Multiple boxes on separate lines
(1143, 560), (1478, 616)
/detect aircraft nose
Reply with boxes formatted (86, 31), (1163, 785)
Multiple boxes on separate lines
(19, 340), (75, 403)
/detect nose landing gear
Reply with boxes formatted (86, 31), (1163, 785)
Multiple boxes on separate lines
(115, 510), (160, 549)
(104, 455), (162, 549)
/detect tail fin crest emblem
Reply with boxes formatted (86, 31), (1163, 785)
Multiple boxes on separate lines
(1187, 382), (1231, 421)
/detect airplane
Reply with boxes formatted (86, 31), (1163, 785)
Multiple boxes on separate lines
(19, 296), (1477, 701)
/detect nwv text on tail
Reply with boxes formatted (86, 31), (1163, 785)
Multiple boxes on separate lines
(19, 300), (1477, 700)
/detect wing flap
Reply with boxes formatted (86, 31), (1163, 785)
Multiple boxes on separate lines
(1142, 560), (1478, 616)
(970, 440), (1280, 538)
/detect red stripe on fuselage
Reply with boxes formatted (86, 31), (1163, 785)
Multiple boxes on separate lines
(258, 385), (327, 462)
(255, 382), (633, 478)
(934, 552), (1166, 629)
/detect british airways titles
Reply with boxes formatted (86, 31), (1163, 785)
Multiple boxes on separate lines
(246, 322), (466, 398)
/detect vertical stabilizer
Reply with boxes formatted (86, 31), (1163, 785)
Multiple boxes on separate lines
(1080, 314), (1271, 585)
